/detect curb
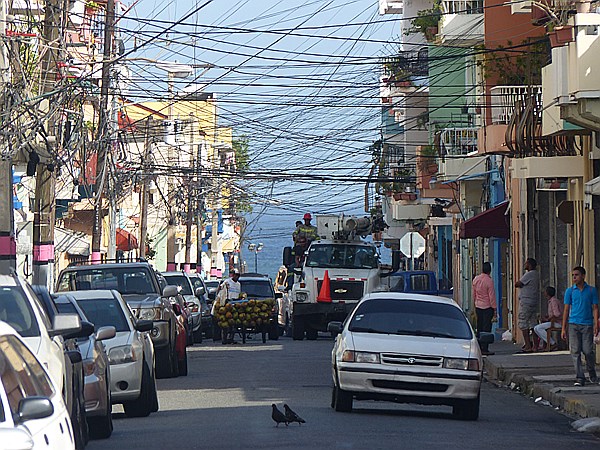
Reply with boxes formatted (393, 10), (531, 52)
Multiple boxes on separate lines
(484, 358), (600, 419)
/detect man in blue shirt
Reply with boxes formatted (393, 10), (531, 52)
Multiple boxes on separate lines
(562, 266), (599, 386)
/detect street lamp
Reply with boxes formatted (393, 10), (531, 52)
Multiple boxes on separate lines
(247, 242), (264, 273)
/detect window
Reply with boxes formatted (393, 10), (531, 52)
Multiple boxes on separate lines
(348, 299), (473, 340)
(410, 274), (431, 291)
(76, 298), (130, 332)
(0, 287), (40, 338)
(239, 280), (274, 298)
(0, 335), (54, 419)
(164, 276), (193, 295)
(306, 245), (379, 269)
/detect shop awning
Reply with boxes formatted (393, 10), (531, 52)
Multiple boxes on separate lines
(459, 201), (509, 239)
(116, 228), (138, 252)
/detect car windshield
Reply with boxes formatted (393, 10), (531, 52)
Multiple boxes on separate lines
(57, 267), (156, 295)
(305, 244), (379, 269)
(348, 299), (473, 340)
(76, 298), (130, 332)
(240, 280), (274, 298)
(0, 287), (40, 338)
(164, 276), (192, 295)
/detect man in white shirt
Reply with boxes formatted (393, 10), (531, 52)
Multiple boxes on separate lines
(217, 269), (242, 344)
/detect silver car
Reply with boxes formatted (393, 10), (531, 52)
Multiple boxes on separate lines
(54, 294), (116, 439)
(64, 290), (159, 418)
(162, 272), (206, 342)
(329, 293), (483, 420)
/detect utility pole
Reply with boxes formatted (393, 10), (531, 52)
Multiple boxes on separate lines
(0, 0), (15, 275)
(195, 141), (204, 274)
(184, 189), (192, 272)
(32, 0), (63, 286)
(91, 0), (115, 263)
(139, 118), (151, 259)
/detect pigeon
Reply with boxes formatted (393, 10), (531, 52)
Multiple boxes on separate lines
(284, 404), (306, 426)
(271, 404), (289, 427)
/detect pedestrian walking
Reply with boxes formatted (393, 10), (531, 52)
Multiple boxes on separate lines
(213, 268), (242, 344)
(561, 266), (599, 386)
(472, 262), (497, 339)
(515, 258), (540, 352)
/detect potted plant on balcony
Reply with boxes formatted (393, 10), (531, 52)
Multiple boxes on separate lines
(404, 0), (441, 42)
(539, 1), (575, 47)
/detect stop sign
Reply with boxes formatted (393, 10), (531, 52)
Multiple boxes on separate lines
(400, 232), (426, 258)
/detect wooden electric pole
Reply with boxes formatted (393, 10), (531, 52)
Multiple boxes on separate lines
(138, 118), (152, 259)
(32, 0), (63, 286)
(91, 0), (115, 263)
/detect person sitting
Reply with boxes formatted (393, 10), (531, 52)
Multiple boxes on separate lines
(533, 286), (564, 351)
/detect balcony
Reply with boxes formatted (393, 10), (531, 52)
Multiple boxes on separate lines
(510, 156), (584, 179)
(379, 0), (404, 14)
(479, 85), (541, 155)
(438, 0), (484, 46)
(437, 127), (487, 181)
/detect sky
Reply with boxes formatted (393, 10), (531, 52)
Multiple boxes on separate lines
(119, 1), (404, 274)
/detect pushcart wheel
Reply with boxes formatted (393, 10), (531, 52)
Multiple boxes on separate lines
(262, 331), (267, 343)
(242, 328), (247, 344)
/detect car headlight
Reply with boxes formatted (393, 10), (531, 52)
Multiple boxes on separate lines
(341, 350), (380, 364)
(139, 307), (162, 320)
(296, 292), (308, 302)
(108, 345), (138, 365)
(443, 358), (480, 371)
(83, 358), (97, 376)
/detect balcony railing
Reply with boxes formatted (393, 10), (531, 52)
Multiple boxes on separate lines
(490, 85), (542, 125)
(440, 127), (478, 156)
(439, 0), (484, 45)
(379, 0), (404, 14)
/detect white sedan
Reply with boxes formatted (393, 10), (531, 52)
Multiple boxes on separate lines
(329, 293), (483, 420)
(0, 321), (75, 450)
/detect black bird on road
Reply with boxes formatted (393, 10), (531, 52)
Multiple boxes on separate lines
(272, 404), (289, 427)
(284, 404), (306, 426)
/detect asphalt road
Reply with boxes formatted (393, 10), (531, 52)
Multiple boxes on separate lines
(87, 336), (600, 450)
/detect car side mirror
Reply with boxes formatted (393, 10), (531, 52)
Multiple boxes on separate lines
(135, 320), (154, 333)
(64, 320), (95, 340)
(327, 321), (343, 335)
(275, 292), (283, 299)
(195, 287), (205, 297)
(16, 397), (54, 423)
(95, 326), (116, 341)
(162, 285), (178, 298)
(49, 313), (81, 338)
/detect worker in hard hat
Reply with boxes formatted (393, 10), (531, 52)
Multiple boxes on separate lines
(293, 213), (319, 248)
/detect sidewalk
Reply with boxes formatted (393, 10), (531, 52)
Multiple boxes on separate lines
(484, 341), (600, 419)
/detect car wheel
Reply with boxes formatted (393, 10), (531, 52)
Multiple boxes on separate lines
(333, 384), (353, 412)
(212, 321), (221, 342)
(150, 363), (159, 413)
(72, 393), (85, 450)
(330, 385), (336, 409)
(283, 315), (291, 337)
(178, 346), (188, 376)
(155, 344), (176, 379)
(123, 363), (153, 418)
(186, 327), (194, 346)
(193, 327), (203, 344)
(88, 394), (113, 440)
(292, 316), (305, 340)
(452, 394), (480, 421)
(268, 323), (279, 341)
(306, 327), (318, 340)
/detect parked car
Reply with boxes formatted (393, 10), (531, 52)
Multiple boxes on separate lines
(0, 321), (76, 450)
(186, 273), (212, 340)
(161, 272), (201, 344)
(54, 294), (116, 439)
(0, 275), (83, 446)
(31, 285), (90, 449)
(64, 290), (159, 417)
(328, 293), (483, 420)
(205, 280), (220, 302)
(56, 262), (181, 378)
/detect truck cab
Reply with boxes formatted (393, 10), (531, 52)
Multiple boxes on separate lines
(383, 270), (453, 298)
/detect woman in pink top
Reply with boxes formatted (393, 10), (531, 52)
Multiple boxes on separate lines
(534, 286), (564, 350)
(472, 262), (497, 337)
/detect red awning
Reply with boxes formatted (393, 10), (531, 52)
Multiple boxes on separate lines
(116, 228), (139, 251)
(459, 202), (510, 239)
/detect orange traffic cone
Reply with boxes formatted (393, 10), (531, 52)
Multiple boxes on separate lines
(317, 270), (332, 303)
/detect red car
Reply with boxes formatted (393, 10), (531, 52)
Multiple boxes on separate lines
(170, 295), (190, 376)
